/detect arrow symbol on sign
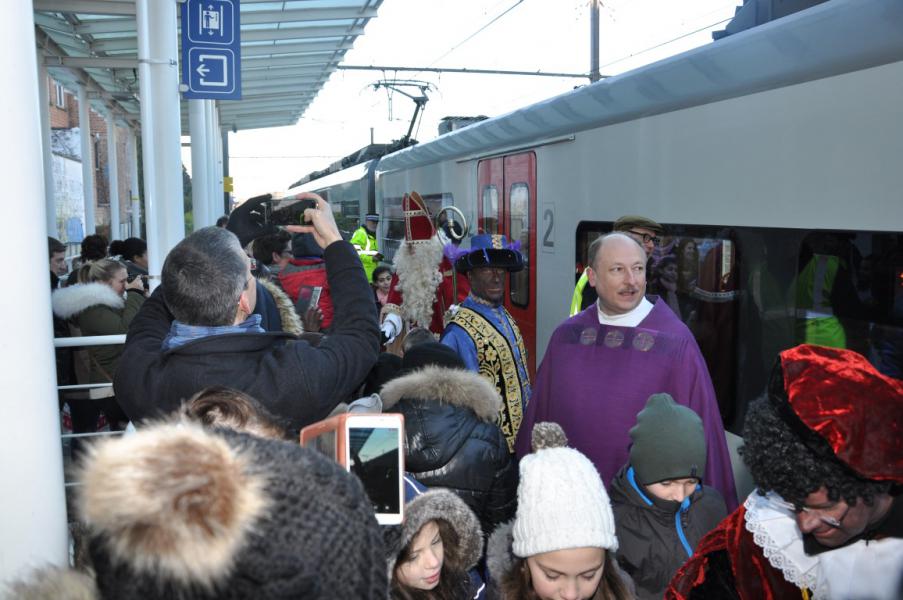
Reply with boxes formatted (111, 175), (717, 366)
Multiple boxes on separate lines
(196, 54), (229, 87)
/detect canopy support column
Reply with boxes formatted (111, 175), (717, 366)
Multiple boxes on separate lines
(0, 2), (69, 584)
(37, 50), (56, 237)
(105, 112), (120, 240)
(136, 0), (184, 284)
(188, 99), (210, 231)
(77, 83), (96, 235)
(127, 128), (141, 236)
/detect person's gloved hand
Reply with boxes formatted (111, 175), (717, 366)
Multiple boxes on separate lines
(380, 313), (402, 345)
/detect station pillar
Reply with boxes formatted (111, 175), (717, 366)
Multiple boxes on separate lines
(77, 84), (96, 235)
(105, 112), (120, 240)
(0, 1), (69, 585)
(127, 128), (141, 237)
(136, 0), (185, 285)
(36, 50), (56, 238)
(189, 99), (210, 231)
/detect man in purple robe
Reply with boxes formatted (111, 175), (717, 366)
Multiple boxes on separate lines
(515, 233), (738, 511)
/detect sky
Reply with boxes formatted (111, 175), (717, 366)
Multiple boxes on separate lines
(182, 0), (741, 202)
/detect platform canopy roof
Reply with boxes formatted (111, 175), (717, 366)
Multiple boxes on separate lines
(33, 0), (382, 130)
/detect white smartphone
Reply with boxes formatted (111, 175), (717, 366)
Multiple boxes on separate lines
(300, 413), (405, 525)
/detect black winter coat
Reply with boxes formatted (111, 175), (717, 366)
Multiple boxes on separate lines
(380, 365), (518, 538)
(609, 465), (727, 600)
(113, 241), (379, 432)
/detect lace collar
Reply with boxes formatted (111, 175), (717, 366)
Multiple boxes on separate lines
(743, 491), (821, 596)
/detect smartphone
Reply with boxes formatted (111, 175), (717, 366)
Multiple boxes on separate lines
(300, 413), (405, 525)
(309, 286), (322, 309)
(269, 195), (318, 226)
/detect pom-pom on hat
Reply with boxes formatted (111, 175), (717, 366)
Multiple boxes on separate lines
(776, 344), (903, 483)
(512, 422), (618, 557)
(453, 234), (524, 273)
(629, 393), (707, 485)
(78, 422), (388, 599)
(403, 191), (436, 244)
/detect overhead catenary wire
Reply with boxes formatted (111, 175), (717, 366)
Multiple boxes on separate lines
(598, 16), (733, 71)
(425, 0), (526, 69)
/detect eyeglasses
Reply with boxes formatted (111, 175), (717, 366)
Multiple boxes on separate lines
(769, 496), (849, 528)
(626, 230), (661, 246)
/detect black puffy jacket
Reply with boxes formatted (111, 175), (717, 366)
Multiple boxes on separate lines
(609, 464), (727, 600)
(380, 365), (518, 538)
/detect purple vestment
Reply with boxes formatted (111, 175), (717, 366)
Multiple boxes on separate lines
(515, 298), (738, 511)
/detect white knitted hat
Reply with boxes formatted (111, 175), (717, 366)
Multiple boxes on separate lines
(512, 423), (618, 557)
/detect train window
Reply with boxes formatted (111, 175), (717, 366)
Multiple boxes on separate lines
(381, 193), (451, 262)
(481, 185), (499, 234)
(509, 183), (530, 308)
(574, 222), (903, 433)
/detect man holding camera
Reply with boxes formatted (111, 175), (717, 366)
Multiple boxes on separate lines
(114, 194), (380, 432)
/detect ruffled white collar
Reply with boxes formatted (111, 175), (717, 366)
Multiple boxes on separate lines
(743, 490), (903, 600)
(743, 491), (819, 594)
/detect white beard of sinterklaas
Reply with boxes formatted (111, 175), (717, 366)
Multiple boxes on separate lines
(393, 236), (444, 327)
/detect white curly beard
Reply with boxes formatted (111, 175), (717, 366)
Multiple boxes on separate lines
(393, 237), (444, 327)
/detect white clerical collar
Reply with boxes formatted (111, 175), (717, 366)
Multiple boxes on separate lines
(596, 297), (654, 327)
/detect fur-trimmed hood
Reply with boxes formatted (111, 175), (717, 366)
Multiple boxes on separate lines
(384, 489), (483, 577)
(486, 520), (516, 586)
(52, 282), (124, 319)
(257, 278), (303, 336)
(3, 566), (98, 600)
(379, 365), (501, 422)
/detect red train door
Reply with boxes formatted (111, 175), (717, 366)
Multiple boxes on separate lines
(477, 152), (537, 376)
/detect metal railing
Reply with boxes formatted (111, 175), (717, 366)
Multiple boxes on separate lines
(54, 334), (129, 487)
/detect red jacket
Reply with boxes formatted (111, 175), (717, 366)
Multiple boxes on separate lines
(278, 258), (334, 329)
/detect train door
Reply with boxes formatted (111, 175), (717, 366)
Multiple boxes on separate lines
(477, 152), (537, 376)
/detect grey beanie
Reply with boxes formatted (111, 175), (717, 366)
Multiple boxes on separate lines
(629, 394), (707, 485)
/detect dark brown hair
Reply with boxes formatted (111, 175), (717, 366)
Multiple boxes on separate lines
(180, 385), (291, 440)
(500, 551), (632, 600)
(390, 520), (472, 600)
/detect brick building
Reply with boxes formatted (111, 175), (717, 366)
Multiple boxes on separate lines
(45, 75), (136, 243)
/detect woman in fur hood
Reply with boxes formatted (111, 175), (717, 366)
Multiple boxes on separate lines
(52, 258), (146, 430)
(385, 489), (486, 599)
(380, 341), (518, 540)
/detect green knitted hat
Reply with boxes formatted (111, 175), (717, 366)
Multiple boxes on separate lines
(629, 394), (706, 485)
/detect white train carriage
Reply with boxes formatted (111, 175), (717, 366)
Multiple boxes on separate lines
(290, 0), (903, 429)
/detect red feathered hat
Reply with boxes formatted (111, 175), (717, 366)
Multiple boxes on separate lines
(779, 344), (903, 483)
(403, 191), (436, 245)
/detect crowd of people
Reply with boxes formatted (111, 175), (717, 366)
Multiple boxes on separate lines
(20, 194), (901, 599)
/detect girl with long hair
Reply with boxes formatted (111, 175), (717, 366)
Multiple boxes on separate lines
(386, 489), (485, 600)
(487, 422), (635, 600)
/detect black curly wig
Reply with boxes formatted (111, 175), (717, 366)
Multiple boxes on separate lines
(740, 362), (890, 508)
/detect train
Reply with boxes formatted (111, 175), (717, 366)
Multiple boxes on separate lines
(279, 0), (903, 431)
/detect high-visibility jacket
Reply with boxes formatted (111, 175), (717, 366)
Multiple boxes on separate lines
(350, 226), (379, 281)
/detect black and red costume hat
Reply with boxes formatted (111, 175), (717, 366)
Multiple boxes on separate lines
(774, 344), (903, 483)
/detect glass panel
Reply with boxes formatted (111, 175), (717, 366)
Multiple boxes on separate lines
(509, 183), (530, 308)
(381, 193), (451, 262)
(480, 185), (499, 234)
(574, 222), (903, 433)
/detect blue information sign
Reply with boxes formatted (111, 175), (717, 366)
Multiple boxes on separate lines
(181, 0), (241, 100)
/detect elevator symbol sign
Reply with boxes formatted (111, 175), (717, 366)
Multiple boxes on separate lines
(181, 0), (241, 99)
